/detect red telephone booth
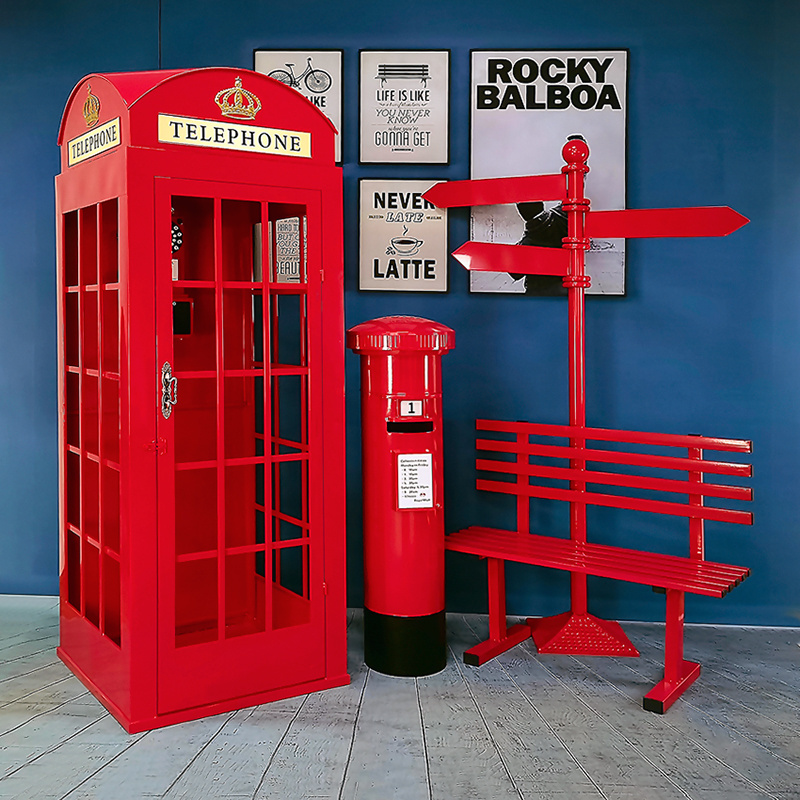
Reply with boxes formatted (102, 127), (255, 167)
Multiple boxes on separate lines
(55, 68), (347, 732)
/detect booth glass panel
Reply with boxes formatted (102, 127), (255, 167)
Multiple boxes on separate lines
(64, 210), (79, 287)
(175, 558), (218, 647)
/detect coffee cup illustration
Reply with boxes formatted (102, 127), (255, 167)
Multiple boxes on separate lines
(390, 235), (423, 255)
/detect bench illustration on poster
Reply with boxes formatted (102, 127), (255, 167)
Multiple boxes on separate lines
(376, 64), (430, 86)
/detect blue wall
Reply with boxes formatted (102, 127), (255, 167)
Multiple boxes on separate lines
(1, 0), (798, 625)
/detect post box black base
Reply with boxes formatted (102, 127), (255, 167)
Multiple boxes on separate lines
(363, 607), (446, 677)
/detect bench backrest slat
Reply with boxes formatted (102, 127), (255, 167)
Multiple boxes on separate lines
(477, 479), (753, 525)
(475, 458), (752, 502)
(476, 438), (752, 478)
(477, 419), (752, 454)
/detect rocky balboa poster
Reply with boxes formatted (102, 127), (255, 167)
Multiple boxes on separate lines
(470, 49), (627, 295)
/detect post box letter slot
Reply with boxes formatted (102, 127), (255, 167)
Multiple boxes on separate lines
(387, 421), (434, 433)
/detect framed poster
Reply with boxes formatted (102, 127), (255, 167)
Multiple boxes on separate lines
(359, 50), (449, 164)
(254, 49), (343, 162)
(470, 49), (628, 295)
(359, 179), (448, 292)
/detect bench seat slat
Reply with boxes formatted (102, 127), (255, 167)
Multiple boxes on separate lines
(477, 419), (752, 453)
(477, 479), (753, 525)
(446, 527), (750, 597)
(476, 438), (753, 478)
(476, 459), (753, 502)
(449, 527), (747, 590)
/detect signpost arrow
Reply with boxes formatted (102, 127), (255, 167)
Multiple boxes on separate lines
(423, 174), (565, 209)
(452, 241), (569, 276)
(585, 207), (749, 239)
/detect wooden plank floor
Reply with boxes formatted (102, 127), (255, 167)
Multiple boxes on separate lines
(1, 596), (798, 799)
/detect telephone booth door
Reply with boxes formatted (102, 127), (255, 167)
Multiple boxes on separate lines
(154, 178), (325, 713)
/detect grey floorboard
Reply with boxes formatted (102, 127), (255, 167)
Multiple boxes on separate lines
(1, 596), (799, 800)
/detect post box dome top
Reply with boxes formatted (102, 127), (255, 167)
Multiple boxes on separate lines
(57, 67), (337, 166)
(347, 316), (455, 354)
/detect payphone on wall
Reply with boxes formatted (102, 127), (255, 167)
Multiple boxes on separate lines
(55, 68), (347, 732)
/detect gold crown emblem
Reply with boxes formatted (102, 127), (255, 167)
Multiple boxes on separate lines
(83, 85), (101, 128)
(214, 76), (261, 120)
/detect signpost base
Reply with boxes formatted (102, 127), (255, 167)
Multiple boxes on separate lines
(527, 611), (640, 657)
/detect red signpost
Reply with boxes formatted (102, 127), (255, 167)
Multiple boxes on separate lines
(423, 136), (749, 658)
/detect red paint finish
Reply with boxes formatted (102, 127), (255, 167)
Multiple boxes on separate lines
(347, 317), (454, 619)
(585, 206), (749, 239)
(55, 68), (347, 732)
(452, 241), (569, 276)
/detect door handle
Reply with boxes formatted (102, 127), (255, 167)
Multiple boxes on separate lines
(161, 361), (178, 419)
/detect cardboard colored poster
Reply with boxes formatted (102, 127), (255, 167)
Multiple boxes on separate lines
(359, 179), (448, 292)
(360, 50), (449, 164)
(254, 49), (343, 162)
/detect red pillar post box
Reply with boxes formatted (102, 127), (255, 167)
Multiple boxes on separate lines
(55, 68), (348, 732)
(347, 316), (455, 676)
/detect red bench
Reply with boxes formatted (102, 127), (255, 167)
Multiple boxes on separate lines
(447, 418), (753, 712)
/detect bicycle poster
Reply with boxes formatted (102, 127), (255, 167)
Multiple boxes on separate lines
(254, 49), (343, 162)
(359, 179), (448, 292)
(359, 50), (449, 164)
(469, 49), (628, 295)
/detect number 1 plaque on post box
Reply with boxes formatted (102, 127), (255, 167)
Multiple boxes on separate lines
(55, 68), (347, 732)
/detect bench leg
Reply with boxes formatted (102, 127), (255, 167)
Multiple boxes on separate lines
(463, 558), (530, 667)
(643, 588), (701, 713)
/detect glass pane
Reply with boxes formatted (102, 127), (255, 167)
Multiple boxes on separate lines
(83, 542), (100, 629)
(99, 199), (119, 284)
(81, 375), (99, 456)
(223, 288), (262, 370)
(271, 375), (306, 453)
(82, 292), (99, 372)
(173, 288), (216, 371)
(79, 206), (97, 286)
(64, 211), (79, 287)
(273, 516), (306, 543)
(225, 552), (266, 638)
(66, 530), (81, 611)
(221, 199), (260, 282)
(174, 378), (217, 463)
(224, 464), (260, 549)
(66, 372), (80, 448)
(270, 292), (306, 367)
(171, 197), (215, 282)
(272, 458), (307, 524)
(175, 559), (218, 647)
(101, 288), (119, 374)
(272, 545), (310, 629)
(82, 456), (99, 544)
(103, 553), (121, 646)
(101, 377), (119, 464)
(66, 451), (80, 529)
(268, 208), (307, 283)
(102, 465), (120, 554)
(175, 468), (218, 556)
(224, 376), (263, 459)
(65, 293), (79, 368)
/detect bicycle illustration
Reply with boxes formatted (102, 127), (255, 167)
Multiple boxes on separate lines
(268, 58), (332, 93)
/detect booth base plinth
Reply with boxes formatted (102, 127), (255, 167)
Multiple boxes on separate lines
(364, 607), (446, 677)
(526, 611), (640, 657)
(58, 647), (350, 734)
